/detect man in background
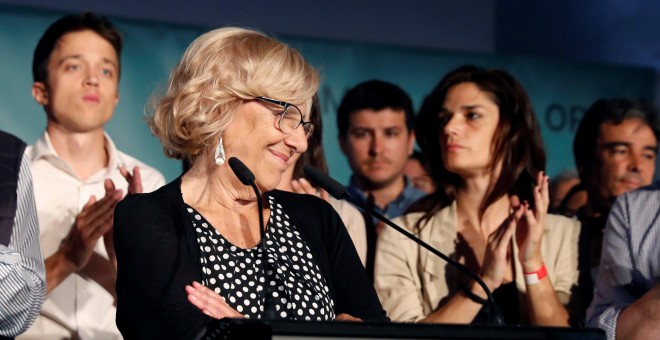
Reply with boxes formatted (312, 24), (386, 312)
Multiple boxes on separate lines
(404, 150), (435, 194)
(337, 80), (425, 278)
(21, 13), (164, 339)
(571, 98), (659, 322)
(549, 169), (586, 217)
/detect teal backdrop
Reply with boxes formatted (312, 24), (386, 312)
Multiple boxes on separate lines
(1, 6), (656, 184)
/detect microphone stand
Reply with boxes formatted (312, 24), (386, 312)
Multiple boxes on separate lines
(248, 179), (276, 320)
(228, 157), (276, 320)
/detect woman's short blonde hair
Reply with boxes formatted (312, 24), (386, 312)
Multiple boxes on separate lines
(148, 27), (320, 162)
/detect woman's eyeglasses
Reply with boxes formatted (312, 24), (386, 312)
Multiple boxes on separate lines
(256, 96), (314, 138)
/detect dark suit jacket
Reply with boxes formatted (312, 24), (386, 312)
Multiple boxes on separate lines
(114, 177), (387, 339)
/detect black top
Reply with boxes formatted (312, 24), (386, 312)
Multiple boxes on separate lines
(114, 177), (387, 339)
(187, 194), (334, 320)
(472, 281), (519, 325)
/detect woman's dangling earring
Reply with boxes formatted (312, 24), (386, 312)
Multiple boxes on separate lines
(214, 135), (226, 165)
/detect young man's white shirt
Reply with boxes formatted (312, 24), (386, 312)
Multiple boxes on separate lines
(19, 131), (165, 340)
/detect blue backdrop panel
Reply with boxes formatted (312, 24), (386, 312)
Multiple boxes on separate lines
(0, 6), (655, 184)
(286, 37), (655, 183)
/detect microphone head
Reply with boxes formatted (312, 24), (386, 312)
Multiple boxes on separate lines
(228, 157), (255, 185)
(303, 165), (347, 199)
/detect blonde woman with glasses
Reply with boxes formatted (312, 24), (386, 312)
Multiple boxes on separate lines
(113, 27), (387, 339)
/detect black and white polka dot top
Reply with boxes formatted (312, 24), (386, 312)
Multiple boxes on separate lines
(187, 194), (336, 321)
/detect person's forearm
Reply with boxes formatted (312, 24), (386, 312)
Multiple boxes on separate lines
(616, 296), (660, 339)
(0, 252), (46, 336)
(0, 274), (45, 337)
(44, 249), (75, 293)
(525, 277), (570, 326)
(420, 282), (486, 324)
(79, 252), (117, 301)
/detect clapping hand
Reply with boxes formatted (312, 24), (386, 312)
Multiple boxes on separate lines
(119, 165), (143, 196)
(513, 171), (549, 271)
(103, 166), (144, 270)
(291, 178), (329, 200)
(60, 179), (123, 272)
(479, 204), (524, 291)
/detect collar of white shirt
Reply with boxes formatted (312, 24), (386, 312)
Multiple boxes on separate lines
(29, 131), (125, 182)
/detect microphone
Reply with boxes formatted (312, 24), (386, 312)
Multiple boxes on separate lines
(303, 165), (347, 199)
(228, 157), (275, 321)
(228, 157), (255, 185)
(303, 165), (505, 326)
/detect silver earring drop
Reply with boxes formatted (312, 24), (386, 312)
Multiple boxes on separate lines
(214, 135), (226, 165)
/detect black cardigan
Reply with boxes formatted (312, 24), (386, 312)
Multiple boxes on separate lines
(114, 177), (387, 339)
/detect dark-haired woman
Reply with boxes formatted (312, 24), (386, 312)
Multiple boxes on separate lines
(375, 66), (579, 326)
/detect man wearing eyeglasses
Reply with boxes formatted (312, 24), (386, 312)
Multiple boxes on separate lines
(337, 80), (426, 279)
(21, 13), (164, 339)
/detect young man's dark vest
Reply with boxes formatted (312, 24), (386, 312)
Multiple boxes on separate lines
(0, 130), (27, 247)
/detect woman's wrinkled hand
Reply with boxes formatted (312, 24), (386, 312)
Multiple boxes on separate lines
(185, 281), (244, 319)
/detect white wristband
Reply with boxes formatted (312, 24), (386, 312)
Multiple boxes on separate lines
(523, 265), (547, 285)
